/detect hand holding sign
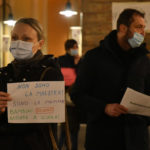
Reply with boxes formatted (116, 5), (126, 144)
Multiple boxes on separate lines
(0, 91), (12, 113)
(7, 81), (65, 123)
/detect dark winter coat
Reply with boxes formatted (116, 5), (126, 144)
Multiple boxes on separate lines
(58, 53), (78, 69)
(70, 30), (150, 150)
(0, 51), (63, 150)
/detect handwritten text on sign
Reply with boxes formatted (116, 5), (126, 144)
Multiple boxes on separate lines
(7, 81), (65, 123)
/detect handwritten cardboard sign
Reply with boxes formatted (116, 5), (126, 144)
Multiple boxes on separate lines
(61, 68), (76, 86)
(7, 81), (65, 123)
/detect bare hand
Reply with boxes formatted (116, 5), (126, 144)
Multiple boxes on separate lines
(105, 103), (128, 117)
(0, 91), (12, 113)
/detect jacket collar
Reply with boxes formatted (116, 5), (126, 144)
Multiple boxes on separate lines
(100, 30), (148, 66)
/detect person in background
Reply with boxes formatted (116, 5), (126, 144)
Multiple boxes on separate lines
(58, 39), (81, 150)
(70, 8), (150, 150)
(0, 18), (63, 150)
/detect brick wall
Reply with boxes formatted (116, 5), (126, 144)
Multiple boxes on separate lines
(82, 0), (150, 54)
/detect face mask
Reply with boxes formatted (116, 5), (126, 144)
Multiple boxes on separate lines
(70, 49), (78, 56)
(10, 40), (33, 60)
(128, 32), (144, 48)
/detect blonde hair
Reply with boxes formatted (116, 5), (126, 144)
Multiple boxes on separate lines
(15, 18), (44, 41)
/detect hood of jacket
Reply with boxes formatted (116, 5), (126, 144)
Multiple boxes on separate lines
(99, 30), (148, 66)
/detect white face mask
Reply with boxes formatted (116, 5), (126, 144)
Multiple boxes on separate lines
(70, 49), (79, 56)
(10, 40), (33, 60)
(128, 32), (144, 48)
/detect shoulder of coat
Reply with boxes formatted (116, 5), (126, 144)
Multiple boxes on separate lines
(0, 63), (12, 76)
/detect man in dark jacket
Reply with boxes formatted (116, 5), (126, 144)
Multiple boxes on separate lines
(70, 8), (149, 150)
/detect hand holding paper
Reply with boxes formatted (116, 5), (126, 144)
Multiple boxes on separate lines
(0, 91), (12, 113)
(121, 88), (150, 117)
(105, 103), (128, 117)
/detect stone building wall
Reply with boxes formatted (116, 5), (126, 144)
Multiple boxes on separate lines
(82, 0), (150, 54)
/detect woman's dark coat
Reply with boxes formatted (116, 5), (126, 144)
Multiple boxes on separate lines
(0, 51), (63, 150)
(70, 30), (150, 150)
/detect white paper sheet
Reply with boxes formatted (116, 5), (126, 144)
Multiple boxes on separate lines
(120, 88), (150, 117)
(7, 81), (65, 123)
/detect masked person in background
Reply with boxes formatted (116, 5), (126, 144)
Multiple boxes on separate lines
(0, 18), (63, 150)
(70, 8), (150, 150)
(58, 39), (82, 150)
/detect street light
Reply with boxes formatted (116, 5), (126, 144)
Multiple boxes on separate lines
(2, 0), (16, 26)
(59, 1), (78, 17)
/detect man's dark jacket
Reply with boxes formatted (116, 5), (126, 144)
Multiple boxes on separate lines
(70, 30), (150, 150)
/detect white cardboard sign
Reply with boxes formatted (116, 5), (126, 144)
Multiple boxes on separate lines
(7, 81), (65, 123)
